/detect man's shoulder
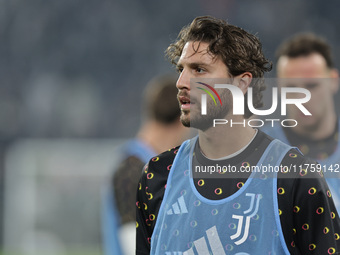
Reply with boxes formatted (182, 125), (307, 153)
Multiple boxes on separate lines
(140, 145), (181, 184)
(113, 155), (145, 181)
(139, 145), (181, 202)
(146, 145), (181, 173)
(280, 146), (324, 179)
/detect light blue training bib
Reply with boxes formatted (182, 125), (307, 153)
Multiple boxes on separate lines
(151, 138), (292, 255)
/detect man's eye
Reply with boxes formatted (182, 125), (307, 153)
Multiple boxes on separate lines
(196, 68), (205, 73)
(285, 83), (297, 88)
(176, 67), (183, 73)
(305, 83), (318, 90)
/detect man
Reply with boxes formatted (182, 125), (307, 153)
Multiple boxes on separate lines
(262, 33), (340, 212)
(102, 74), (189, 255)
(136, 16), (340, 255)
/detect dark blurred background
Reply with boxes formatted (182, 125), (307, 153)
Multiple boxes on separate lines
(0, 0), (340, 254)
(1, 0), (340, 139)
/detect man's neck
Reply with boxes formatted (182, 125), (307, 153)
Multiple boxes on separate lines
(198, 117), (257, 159)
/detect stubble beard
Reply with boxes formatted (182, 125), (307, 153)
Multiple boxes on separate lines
(180, 90), (232, 131)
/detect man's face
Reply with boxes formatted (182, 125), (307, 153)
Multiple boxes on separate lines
(277, 53), (338, 131)
(176, 41), (233, 130)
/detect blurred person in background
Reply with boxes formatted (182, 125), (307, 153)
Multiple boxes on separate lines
(262, 33), (340, 212)
(102, 73), (190, 255)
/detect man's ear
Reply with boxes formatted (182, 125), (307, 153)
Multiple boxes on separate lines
(237, 72), (253, 94)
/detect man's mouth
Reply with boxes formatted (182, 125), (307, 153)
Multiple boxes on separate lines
(178, 96), (194, 110)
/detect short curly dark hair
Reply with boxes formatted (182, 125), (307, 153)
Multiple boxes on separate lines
(166, 16), (272, 118)
(276, 32), (334, 68)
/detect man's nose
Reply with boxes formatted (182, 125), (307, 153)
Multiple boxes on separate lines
(176, 69), (190, 91)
